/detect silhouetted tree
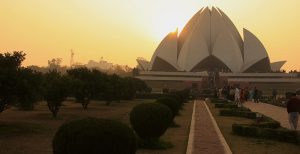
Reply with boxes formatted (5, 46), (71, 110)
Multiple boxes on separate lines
(43, 70), (69, 117)
(16, 68), (43, 110)
(121, 77), (150, 100)
(0, 51), (26, 113)
(67, 67), (93, 109)
(48, 58), (62, 70)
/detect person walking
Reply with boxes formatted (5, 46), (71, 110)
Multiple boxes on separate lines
(234, 87), (240, 105)
(286, 92), (300, 130)
(254, 87), (259, 103)
(240, 88), (245, 104)
(272, 89), (278, 103)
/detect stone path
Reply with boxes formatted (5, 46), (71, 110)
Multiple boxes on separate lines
(186, 100), (231, 154)
(244, 101), (300, 130)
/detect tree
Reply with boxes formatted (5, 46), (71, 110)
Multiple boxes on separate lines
(90, 69), (107, 99)
(67, 67), (93, 109)
(16, 68), (43, 110)
(0, 51), (26, 113)
(110, 74), (123, 103)
(43, 70), (69, 117)
(48, 58), (62, 70)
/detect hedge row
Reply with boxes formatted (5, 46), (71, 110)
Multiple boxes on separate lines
(251, 121), (281, 129)
(232, 124), (300, 144)
(210, 98), (228, 104)
(261, 99), (286, 108)
(135, 93), (168, 99)
(219, 108), (281, 128)
(215, 103), (238, 108)
(219, 109), (257, 119)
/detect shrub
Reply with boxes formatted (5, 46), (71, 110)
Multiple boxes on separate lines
(277, 129), (298, 143)
(219, 109), (256, 119)
(215, 103), (238, 108)
(135, 93), (168, 99)
(130, 103), (172, 140)
(232, 123), (244, 135)
(156, 97), (180, 117)
(53, 117), (136, 154)
(260, 128), (278, 139)
(251, 121), (280, 129)
(285, 92), (295, 99)
(232, 123), (299, 144)
(169, 89), (191, 104)
(243, 125), (260, 137)
(211, 98), (228, 104)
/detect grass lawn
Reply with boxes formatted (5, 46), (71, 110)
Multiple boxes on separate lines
(207, 102), (300, 154)
(0, 99), (193, 154)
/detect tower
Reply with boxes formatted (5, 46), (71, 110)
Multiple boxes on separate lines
(70, 49), (74, 68)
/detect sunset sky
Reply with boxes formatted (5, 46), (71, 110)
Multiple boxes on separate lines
(0, 0), (300, 71)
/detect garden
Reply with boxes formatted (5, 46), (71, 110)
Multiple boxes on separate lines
(207, 98), (300, 154)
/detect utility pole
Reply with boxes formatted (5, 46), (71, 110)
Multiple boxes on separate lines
(70, 49), (74, 68)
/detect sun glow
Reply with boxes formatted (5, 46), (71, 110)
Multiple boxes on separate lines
(0, 0), (300, 70)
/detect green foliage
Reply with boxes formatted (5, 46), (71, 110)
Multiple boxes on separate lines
(137, 137), (173, 149)
(53, 117), (136, 154)
(0, 51), (26, 112)
(108, 74), (123, 102)
(130, 103), (173, 141)
(156, 97), (180, 118)
(232, 124), (299, 144)
(43, 70), (69, 117)
(169, 89), (191, 104)
(16, 68), (43, 110)
(211, 98), (228, 104)
(122, 77), (151, 100)
(285, 92), (295, 99)
(219, 109), (257, 119)
(135, 93), (168, 99)
(66, 68), (150, 106)
(251, 121), (281, 129)
(215, 103), (238, 108)
(67, 67), (94, 109)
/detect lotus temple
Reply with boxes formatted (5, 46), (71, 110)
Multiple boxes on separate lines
(135, 7), (300, 93)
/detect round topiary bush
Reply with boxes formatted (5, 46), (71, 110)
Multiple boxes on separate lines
(156, 97), (180, 117)
(130, 103), (173, 140)
(52, 117), (136, 154)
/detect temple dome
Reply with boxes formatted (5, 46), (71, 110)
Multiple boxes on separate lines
(139, 7), (283, 73)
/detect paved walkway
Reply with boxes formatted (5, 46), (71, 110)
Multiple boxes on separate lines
(244, 101), (300, 130)
(186, 100), (231, 154)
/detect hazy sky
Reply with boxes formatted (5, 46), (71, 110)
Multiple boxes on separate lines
(0, 0), (300, 70)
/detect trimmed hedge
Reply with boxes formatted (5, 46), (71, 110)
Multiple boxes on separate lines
(220, 110), (257, 119)
(130, 103), (173, 140)
(251, 121), (281, 129)
(215, 103), (238, 108)
(211, 98), (228, 104)
(135, 93), (168, 99)
(52, 117), (136, 154)
(156, 97), (180, 117)
(232, 124), (299, 144)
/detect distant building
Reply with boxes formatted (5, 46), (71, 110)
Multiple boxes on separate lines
(85, 59), (114, 70)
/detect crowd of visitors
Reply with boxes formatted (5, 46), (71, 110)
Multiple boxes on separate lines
(216, 86), (261, 105)
(215, 86), (300, 130)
